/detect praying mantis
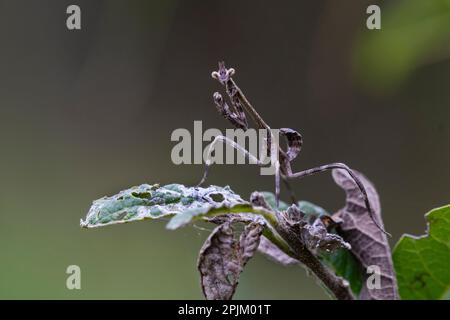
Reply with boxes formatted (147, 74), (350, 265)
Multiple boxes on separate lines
(198, 61), (389, 236)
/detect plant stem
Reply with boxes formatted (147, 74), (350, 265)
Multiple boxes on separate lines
(204, 203), (354, 299)
(275, 220), (355, 300)
(294, 244), (354, 300)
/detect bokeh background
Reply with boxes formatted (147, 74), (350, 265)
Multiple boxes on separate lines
(0, 0), (449, 299)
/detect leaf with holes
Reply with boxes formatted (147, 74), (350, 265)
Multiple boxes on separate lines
(393, 204), (450, 300)
(80, 184), (247, 228)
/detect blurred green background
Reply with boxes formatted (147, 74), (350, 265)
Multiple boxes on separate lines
(0, 0), (449, 299)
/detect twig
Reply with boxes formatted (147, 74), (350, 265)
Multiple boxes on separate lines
(295, 244), (354, 300)
(276, 216), (355, 300)
(250, 192), (355, 300)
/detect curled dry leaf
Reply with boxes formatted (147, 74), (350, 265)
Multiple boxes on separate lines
(197, 221), (264, 300)
(197, 222), (238, 300)
(240, 222), (265, 265)
(332, 169), (399, 300)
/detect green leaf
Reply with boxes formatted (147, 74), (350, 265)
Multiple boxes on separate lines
(82, 185), (290, 255)
(166, 203), (256, 230)
(81, 184), (247, 228)
(393, 204), (450, 300)
(258, 192), (329, 219)
(321, 248), (364, 296)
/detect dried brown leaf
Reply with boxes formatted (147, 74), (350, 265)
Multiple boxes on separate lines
(240, 222), (264, 265)
(332, 169), (399, 300)
(197, 221), (263, 300)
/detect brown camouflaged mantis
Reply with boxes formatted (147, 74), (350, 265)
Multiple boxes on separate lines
(81, 61), (399, 300)
(198, 61), (390, 237)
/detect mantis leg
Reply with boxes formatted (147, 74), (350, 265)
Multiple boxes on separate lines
(197, 135), (283, 209)
(285, 162), (391, 236)
(197, 135), (264, 186)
